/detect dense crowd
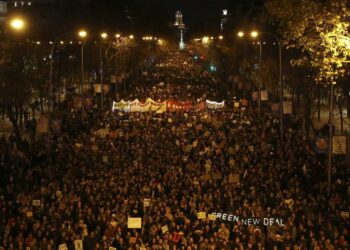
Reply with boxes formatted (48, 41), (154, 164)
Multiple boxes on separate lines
(126, 51), (221, 102)
(0, 51), (349, 250)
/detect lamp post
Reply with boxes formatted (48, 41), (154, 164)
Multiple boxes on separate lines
(328, 81), (335, 194)
(115, 34), (120, 100)
(250, 31), (262, 122)
(237, 30), (262, 121)
(78, 30), (87, 97)
(238, 30), (284, 140)
(100, 32), (108, 109)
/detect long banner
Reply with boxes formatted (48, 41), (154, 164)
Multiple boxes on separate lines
(113, 98), (167, 113)
(113, 99), (211, 113)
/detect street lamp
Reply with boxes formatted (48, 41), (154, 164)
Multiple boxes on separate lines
(255, 31), (284, 142)
(100, 32), (108, 109)
(238, 30), (262, 121)
(250, 31), (262, 122)
(114, 34), (121, 99)
(251, 31), (258, 38)
(9, 17), (25, 31)
(78, 29), (87, 96)
(129, 34), (134, 39)
(101, 32), (108, 39)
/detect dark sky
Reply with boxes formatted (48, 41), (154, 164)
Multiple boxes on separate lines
(7, 0), (264, 38)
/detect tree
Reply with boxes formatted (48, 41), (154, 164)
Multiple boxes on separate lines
(265, 0), (350, 81)
(265, 0), (350, 137)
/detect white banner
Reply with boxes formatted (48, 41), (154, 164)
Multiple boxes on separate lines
(112, 100), (130, 112)
(206, 100), (225, 110)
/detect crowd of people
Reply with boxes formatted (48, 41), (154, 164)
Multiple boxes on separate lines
(126, 51), (223, 102)
(0, 50), (349, 250)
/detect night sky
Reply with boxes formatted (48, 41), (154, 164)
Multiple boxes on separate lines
(6, 0), (264, 38)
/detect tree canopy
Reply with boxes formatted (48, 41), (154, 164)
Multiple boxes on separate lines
(265, 0), (350, 81)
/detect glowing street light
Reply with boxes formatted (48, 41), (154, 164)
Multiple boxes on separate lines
(237, 31), (244, 38)
(251, 31), (259, 38)
(129, 34), (134, 39)
(115, 33), (121, 38)
(101, 32), (108, 39)
(77, 30), (87, 97)
(78, 30), (87, 38)
(9, 18), (25, 31)
(219, 35), (224, 40)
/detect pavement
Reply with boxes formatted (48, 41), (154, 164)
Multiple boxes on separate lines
(0, 119), (14, 136)
(312, 106), (350, 134)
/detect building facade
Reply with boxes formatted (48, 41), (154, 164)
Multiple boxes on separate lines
(0, 1), (7, 22)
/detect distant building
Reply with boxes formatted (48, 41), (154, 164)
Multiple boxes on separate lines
(220, 9), (228, 31)
(174, 11), (185, 30)
(0, 0), (7, 22)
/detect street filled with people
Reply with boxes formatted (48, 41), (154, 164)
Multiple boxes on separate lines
(0, 50), (349, 250)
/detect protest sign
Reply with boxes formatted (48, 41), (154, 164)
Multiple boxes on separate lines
(74, 240), (83, 250)
(340, 211), (349, 219)
(283, 101), (293, 114)
(229, 174), (240, 184)
(208, 214), (216, 220)
(103, 156), (108, 163)
(58, 244), (68, 250)
(197, 212), (206, 219)
(261, 90), (268, 101)
(143, 199), (151, 208)
(32, 200), (41, 207)
(332, 136), (347, 154)
(213, 173), (222, 180)
(127, 217), (142, 228)
(36, 117), (48, 134)
(162, 225), (169, 234)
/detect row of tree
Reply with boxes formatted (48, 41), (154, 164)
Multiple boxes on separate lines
(190, 0), (350, 138)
